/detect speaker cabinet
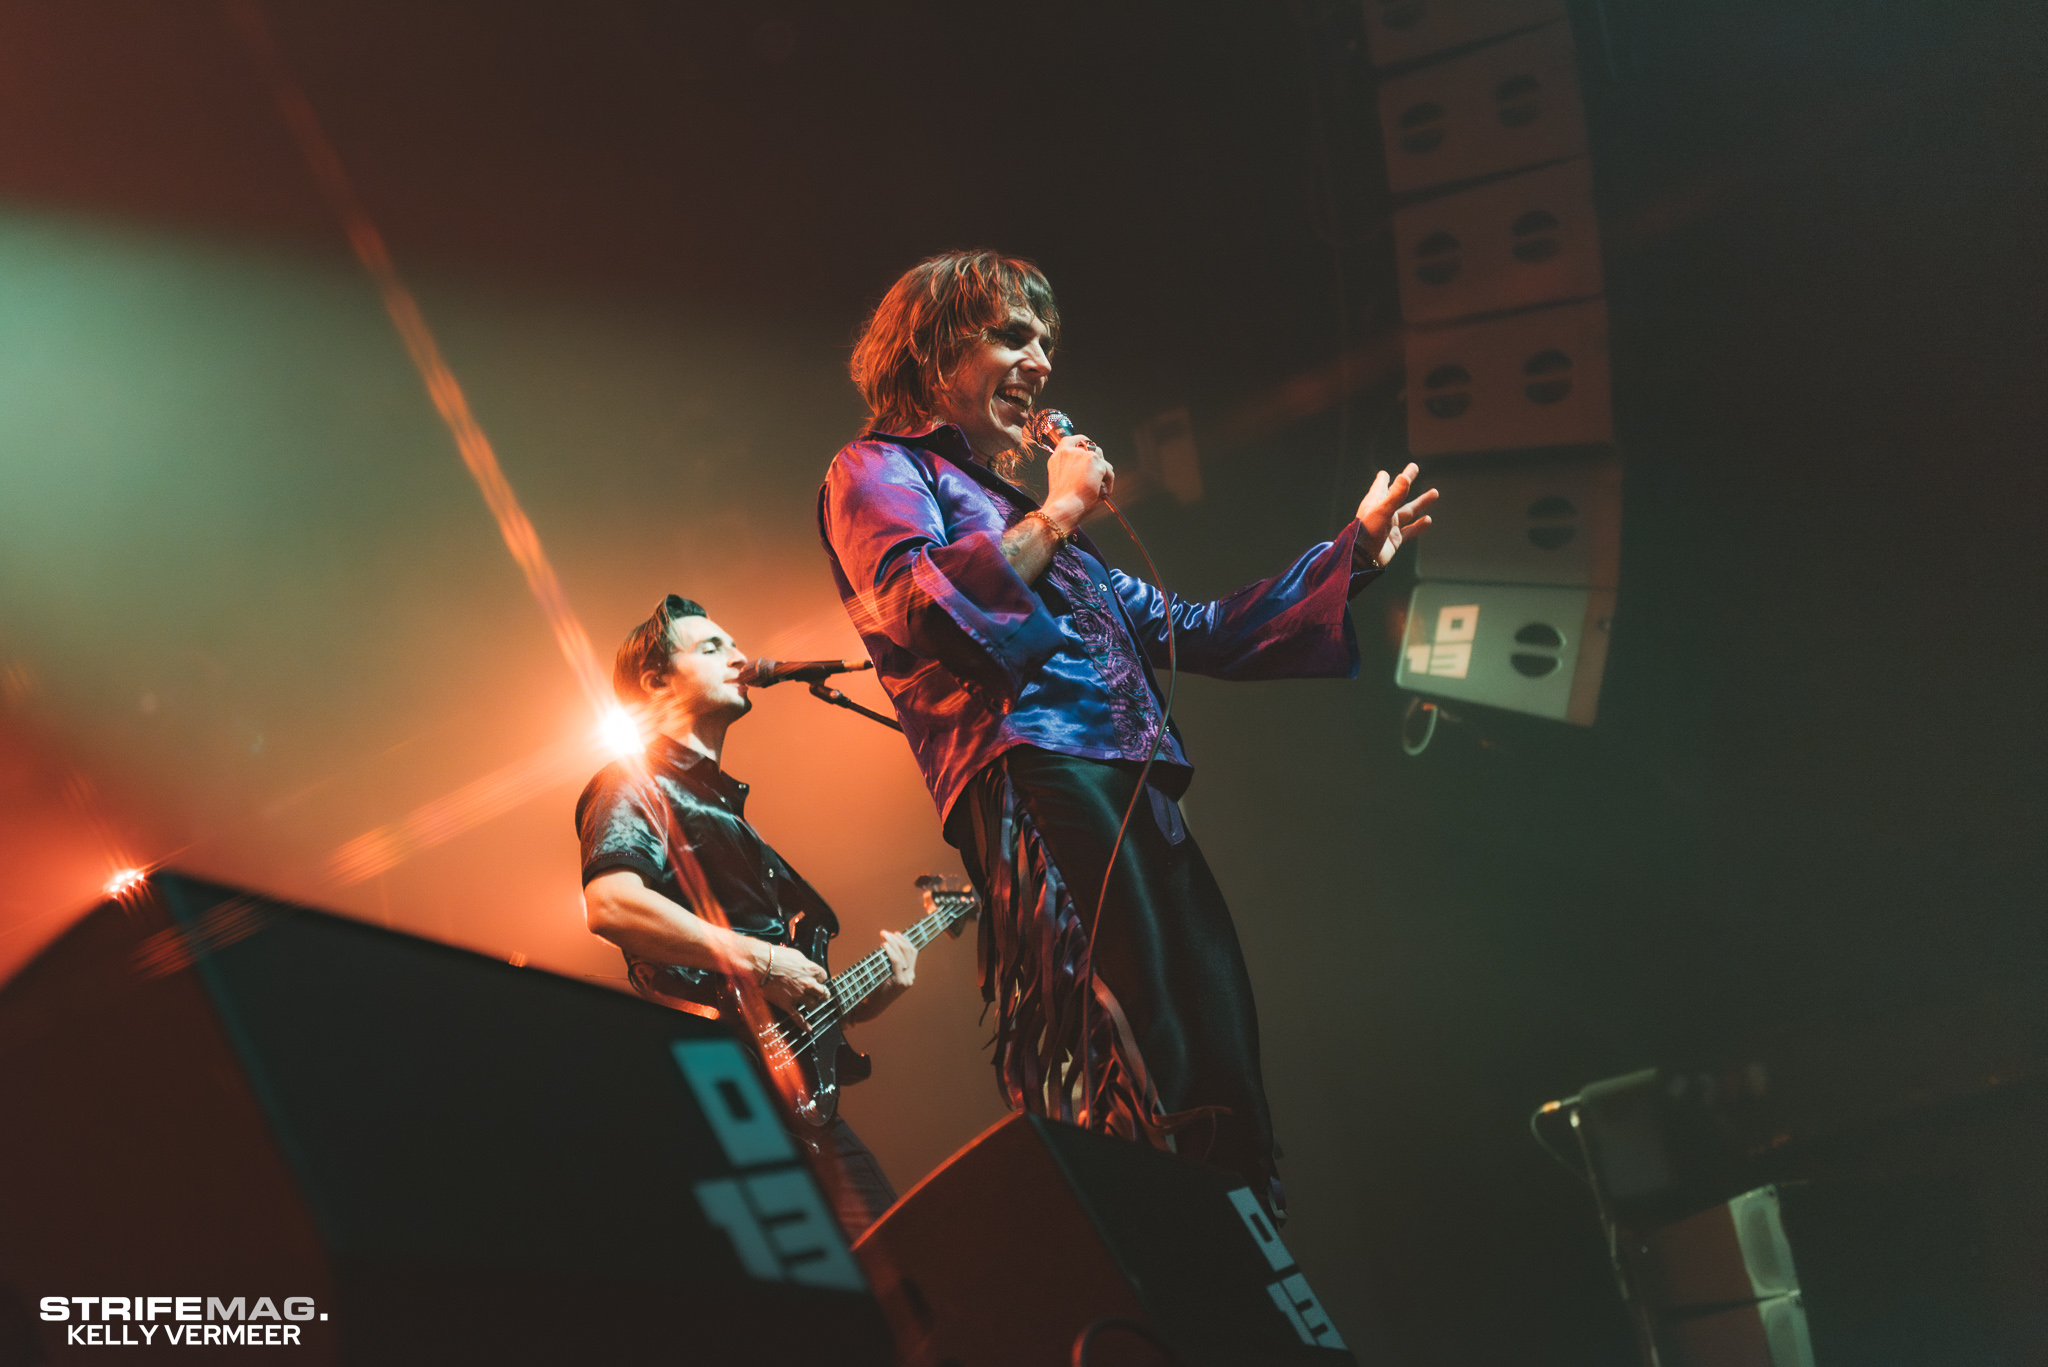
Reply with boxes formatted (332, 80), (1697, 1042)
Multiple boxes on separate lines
(0, 872), (889, 1365)
(1629, 1180), (2002, 1366)
(1657, 1296), (1813, 1367)
(1364, 0), (1566, 70)
(853, 1113), (1354, 1367)
(1414, 450), (1620, 588)
(1633, 1187), (1801, 1312)
(1376, 22), (1588, 194)
(1396, 579), (1613, 725)
(1405, 297), (1612, 456)
(1393, 157), (1605, 325)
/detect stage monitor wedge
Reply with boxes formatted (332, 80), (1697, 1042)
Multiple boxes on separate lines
(0, 872), (890, 1366)
(855, 1112), (1355, 1367)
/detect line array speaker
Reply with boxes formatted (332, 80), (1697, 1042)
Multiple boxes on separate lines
(1367, 4), (1622, 727)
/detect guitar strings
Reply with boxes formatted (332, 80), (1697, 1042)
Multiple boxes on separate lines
(773, 900), (959, 1044)
(761, 895), (973, 1054)
(772, 912), (949, 1043)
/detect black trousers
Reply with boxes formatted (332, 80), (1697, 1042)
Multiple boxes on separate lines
(948, 746), (1280, 1209)
(810, 1115), (897, 1240)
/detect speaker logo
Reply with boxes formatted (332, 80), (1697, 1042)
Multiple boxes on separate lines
(1225, 1188), (1346, 1350)
(1405, 603), (1480, 679)
(672, 1040), (867, 1292)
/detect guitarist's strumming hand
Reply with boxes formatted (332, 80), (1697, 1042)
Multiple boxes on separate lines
(846, 931), (918, 1024)
(755, 940), (831, 1014)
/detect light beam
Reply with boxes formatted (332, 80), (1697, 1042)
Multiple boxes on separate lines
(225, 0), (610, 715)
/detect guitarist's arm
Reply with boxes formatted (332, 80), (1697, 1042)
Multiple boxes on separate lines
(843, 930), (919, 1025)
(584, 868), (830, 1013)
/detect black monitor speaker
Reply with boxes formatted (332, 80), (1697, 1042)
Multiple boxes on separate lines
(0, 872), (890, 1365)
(854, 1111), (1355, 1367)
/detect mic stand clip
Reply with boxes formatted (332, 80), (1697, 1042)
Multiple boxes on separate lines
(806, 680), (903, 733)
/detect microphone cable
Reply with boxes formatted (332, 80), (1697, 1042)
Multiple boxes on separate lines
(1081, 490), (1177, 1134)
(1027, 410), (1177, 1135)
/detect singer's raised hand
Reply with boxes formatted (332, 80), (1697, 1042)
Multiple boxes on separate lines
(1354, 463), (1439, 569)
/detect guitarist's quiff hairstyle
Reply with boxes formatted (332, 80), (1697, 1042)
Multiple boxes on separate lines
(850, 250), (1060, 436)
(613, 593), (708, 705)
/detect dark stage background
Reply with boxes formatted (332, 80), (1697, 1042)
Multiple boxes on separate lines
(1, 2), (2042, 1362)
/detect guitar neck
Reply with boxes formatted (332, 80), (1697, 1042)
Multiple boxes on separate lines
(828, 903), (960, 1018)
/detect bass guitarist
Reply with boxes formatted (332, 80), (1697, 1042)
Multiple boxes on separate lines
(577, 593), (915, 1236)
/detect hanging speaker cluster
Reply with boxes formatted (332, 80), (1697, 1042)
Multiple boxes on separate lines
(1366, 1), (1621, 727)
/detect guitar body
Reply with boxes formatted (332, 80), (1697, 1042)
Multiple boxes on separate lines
(776, 910), (870, 1130)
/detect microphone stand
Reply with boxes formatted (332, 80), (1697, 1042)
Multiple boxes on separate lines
(806, 680), (903, 733)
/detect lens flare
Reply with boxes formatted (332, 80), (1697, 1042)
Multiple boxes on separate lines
(598, 706), (645, 761)
(326, 733), (604, 887)
(104, 868), (147, 898)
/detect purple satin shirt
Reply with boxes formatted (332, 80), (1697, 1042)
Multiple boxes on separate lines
(817, 423), (1379, 822)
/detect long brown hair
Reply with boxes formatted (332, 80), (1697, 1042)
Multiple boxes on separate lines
(849, 250), (1060, 435)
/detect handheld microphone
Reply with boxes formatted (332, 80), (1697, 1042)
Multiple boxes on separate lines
(742, 658), (875, 688)
(1025, 408), (1077, 451)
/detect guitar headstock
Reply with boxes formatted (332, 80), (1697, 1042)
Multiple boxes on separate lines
(915, 874), (980, 937)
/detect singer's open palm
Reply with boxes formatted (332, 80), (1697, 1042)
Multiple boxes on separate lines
(1356, 464), (1439, 568)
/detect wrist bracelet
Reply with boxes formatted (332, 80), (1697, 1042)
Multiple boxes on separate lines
(761, 944), (777, 982)
(1024, 508), (1075, 545)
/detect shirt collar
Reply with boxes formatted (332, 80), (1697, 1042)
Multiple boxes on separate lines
(866, 421), (1047, 510)
(865, 420), (972, 456)
(648, 733), (749, 808)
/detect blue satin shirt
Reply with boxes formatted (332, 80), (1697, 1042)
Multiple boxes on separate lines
(817, 423), (1379, 822)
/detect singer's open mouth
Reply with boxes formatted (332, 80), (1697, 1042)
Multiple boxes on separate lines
(995, 384), (1033, 414)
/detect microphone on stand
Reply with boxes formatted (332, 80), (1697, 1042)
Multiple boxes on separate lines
(742, 658), (875, 688)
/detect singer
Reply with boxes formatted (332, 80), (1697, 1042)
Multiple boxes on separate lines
(817, 250), (1434, 1216)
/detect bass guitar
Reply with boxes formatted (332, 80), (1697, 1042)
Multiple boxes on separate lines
(661, 875), (978, 1128)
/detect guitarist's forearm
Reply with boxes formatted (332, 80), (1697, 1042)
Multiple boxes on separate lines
(584, 869), (767, 980)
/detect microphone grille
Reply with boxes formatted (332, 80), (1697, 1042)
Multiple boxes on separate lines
(1025, 409), (1075, 451)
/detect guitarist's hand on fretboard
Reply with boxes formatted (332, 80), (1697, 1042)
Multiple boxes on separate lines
(746, 876), (974, 1128)
(757, 941), (831, 1013)
(845, 930), (918, 1024)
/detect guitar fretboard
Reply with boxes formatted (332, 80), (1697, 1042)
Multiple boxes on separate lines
(828, 897), (970, 1014)
(759, 892), (974, 1065)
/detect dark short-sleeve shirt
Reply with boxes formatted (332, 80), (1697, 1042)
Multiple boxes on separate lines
(575, 734), (838, 1003)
